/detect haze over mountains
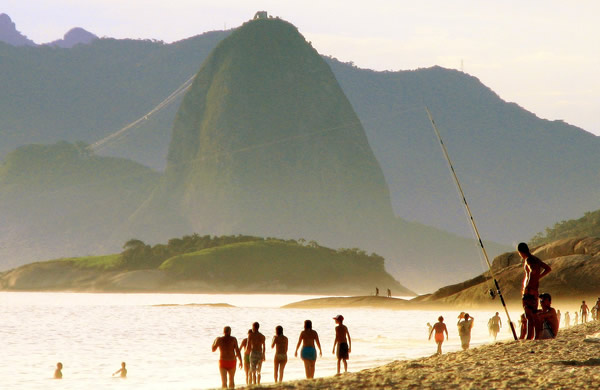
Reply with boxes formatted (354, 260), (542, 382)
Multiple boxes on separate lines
(0, 13), (97, 47)
(0, 14), (597, 291)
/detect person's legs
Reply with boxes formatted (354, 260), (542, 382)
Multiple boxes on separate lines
(436, 341), (442, 354)
(303, 359), (310, 378)
(278, 360), (287, 382)
(227, 367), (236, 389)
(336, 358), (341, 374)
(342, 358), (348, 372)
(257, 361), (262, 384)
(219, 368), (227, 388)
(274, 360), (279, 382)
(308, 361), (316, 378)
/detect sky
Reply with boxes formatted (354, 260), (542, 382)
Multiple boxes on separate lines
(4, 0), (600, 136)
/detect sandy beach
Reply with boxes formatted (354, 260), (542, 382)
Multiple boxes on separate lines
(251, 321), (600, 389)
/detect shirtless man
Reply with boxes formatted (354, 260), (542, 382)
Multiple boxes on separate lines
(295, 319), (322, 379)
(580, 301), (590, 323)
(211, 326), (242, 389)
(536, 293), (559, 339)
(517, 242), (552, 339)
(428, 316), (448, 355)
(247, 322), (266, 385)
(489, 312), (502, 340)
(271, 325), (288, 383)
(332, 315), (351, 374)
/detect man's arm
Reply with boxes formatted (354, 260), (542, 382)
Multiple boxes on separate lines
(346, 327), (351, 352)
(539, 261), (552, 279)
(211, 337), (220, 352)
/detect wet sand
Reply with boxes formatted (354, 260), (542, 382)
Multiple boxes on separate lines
(251, 321), (600, 389)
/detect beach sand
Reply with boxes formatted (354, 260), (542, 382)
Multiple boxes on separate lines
(251, 321), (600, 389)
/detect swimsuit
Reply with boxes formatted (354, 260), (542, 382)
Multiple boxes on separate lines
(219, 359), (236, 370)
(301, 346), (317, 361)
(250, 350), (262, 371)
(275, 353), (287, 363)
(434, 332), (444, 343)
(336, 342), (349, 359)
(244, 353), (250, 366)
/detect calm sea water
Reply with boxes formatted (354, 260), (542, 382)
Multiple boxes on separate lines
(0, 292), (523, 389)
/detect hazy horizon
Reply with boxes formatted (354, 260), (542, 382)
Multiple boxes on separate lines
(3, 1), (599, 137)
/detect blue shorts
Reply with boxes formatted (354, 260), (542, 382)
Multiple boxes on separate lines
(301, 346), (317, 361)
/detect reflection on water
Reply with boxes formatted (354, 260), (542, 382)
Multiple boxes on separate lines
(0, 292), (520, 389)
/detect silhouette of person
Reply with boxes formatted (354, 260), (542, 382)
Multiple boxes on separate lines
(212, 326), (242, 389)
(429, 316), (448, 355)
(457, 313), (474, 350)
(112, 362), (127, 378)
(581, 301), (590, 323)
(294, 320), (322, 379)
(271, 326), (288, 383)
(332, 315), (351, 374)
(517, 242), (551, 339)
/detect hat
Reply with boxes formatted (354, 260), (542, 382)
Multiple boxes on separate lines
(333, 314), (344, 321)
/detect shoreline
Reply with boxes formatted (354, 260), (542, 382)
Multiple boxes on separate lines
(251, 321), (600, 389)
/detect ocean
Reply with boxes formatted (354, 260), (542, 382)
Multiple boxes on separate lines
(0, 292), (522, 389)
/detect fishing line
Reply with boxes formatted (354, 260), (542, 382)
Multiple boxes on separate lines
(425, 106), (518, 340)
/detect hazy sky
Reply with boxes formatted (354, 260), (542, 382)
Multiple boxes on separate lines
(4, 0), (599, 136)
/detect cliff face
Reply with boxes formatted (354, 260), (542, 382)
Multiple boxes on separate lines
(137, 18), (395, 249)
(0, 14), (35, 46)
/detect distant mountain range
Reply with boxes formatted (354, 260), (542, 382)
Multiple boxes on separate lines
(0, 13), (97, 47)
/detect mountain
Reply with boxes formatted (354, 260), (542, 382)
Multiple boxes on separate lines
(0, 13), (35, 46)
(530, 209), (600, 246)
(0, 142), (160, 269)
(45, 27), (98, 48)
(0, 24), (597, 248)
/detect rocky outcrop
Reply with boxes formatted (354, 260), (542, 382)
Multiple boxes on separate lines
(0, 14), (36, 46)
(45, 27), (98, 48)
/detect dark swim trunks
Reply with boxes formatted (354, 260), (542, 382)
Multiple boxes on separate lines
(522, 293), (538, 311)
(336, 342), (349, 359)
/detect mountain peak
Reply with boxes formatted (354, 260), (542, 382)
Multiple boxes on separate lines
(0, 13), (36, 46)
(46, 27), (98, 48)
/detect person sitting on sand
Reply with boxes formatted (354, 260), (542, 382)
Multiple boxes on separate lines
(295, 319), (322, 379)
(212, 326), (243, 389)
(536, 293), (559, 339)
(248, 322), (266, 385)
(54, 362), (63, 379)
(239, 329), (252, 384)
(489, 312), (502, 340)
(271, 325), (288, 383)
(457, 313), (474, 350)
(332, 314), (351, 374)
(518, 242), (552, 340)
(112, 362), (127, 378)
(429, 316), (448, 355)
(564, 311), (570, 328)
(581, 301), (590, 323)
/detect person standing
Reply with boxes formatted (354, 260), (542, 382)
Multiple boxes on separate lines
(295, 320), (322, 379)
(581, 301), (590, 323)
(247, 322), (266, 385)
(54, 362), (63, 379)
(211, 326), (242, 389)
(564, 311), (571, 328)
(517, 242), (552, 339)
(489, 312), (502, 340)
(574, 311), (579, 325)
(428, 316), (448, 355)
(238, 329), (252, 384)
(271, 326), (288, 383)
(457, 313), (474, 350)
(332, 315), (351, 374)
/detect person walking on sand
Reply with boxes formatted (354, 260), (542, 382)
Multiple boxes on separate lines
(239, 329), (252, 384)
(574, 311), (579, 325)
(581, 301), (590, 323)
(489, 312), (502, 340)
(332, 315), (351, 374)
(247, 322), (266, 385)
(518, 242), (552, 339)
(212, 326), (243, 389)
(54, 362), (63, 379)
(295, 319), (322, 379)
(594, 298), (600, 321)
(536, 293), (559, 339)
(112, 362), (127, 378)
(457, 313), (474, 350)
(271, 325), (288, 383)
(429, 316), (448, 355)
(375, 287), (379, 296)
(565, 311), (571, 328)
(557, 309), (561, 326)
(387, 288), (391, 298)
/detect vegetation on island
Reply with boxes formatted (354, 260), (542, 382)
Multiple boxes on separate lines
(530, 209), (600, 246)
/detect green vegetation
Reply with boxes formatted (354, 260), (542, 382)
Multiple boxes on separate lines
(530, 209), (600, 246)
(60, 254), (122, 271)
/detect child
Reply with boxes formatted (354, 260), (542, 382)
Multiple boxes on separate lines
(54, 362), (63, 379)
(112, 362), (127, 378)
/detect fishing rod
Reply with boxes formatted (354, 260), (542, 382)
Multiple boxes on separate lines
(425, 107), (518, 341)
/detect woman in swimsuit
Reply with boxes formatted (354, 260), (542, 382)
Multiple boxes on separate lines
(271, 325), (288, 383)
(238, 329), (252, 385)
(428, 316), (448, 355)
(294, 319), (322, 379)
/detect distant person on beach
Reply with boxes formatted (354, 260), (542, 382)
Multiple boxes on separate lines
(112, 362), (127, 378)
(54, 362), (63, 379)
(457, 313), (474, 350)
(581, 301), (590, 323)
(518, 242), (552, 339)
(429, 316), (448, 355)
(271, 326), (288, 383)
(239, 329), (252, 384)
(564, 311), (571, 328)
(387, 289), (391, 298)
(557, 309), (561, 326)
(536, 293), (559, 339)
(489, 312), (502, 340)
(212, 326), (242, 389)
(332, 314), (352, 374)
(574, 311), (579, 325)
(594, 298), (600, 321)
(248, 322), (266, 385)
(295, 319), (322, 379)
(375, 287), (379, 296)
(427, 322), (433, 336)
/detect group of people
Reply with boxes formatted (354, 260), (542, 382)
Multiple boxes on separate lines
(374, 287), (392, 297)
(53, 362), (127, 379)
(428, 312), (475, 354)
(212, 315), (351, 389)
